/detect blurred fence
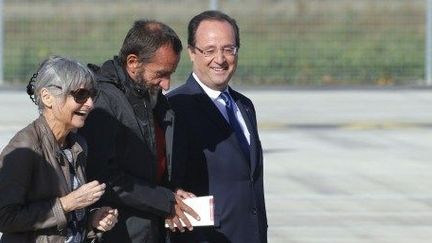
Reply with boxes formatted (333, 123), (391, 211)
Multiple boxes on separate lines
(3, 0), (427, 86)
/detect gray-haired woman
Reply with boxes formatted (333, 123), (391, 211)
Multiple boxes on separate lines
(0, 56), (118, 243)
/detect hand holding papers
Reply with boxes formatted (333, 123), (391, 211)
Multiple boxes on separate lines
(181, 195), (214, 226)
(166, 195), (214, 228)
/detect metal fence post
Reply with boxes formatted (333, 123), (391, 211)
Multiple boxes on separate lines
(210, 0), (218, 10)
(426, 0), (432, 85)
(0, 0), (3, 85)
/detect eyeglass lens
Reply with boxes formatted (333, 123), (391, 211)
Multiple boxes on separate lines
(195, 46), (237, 57)
(70, 88), (96, 104)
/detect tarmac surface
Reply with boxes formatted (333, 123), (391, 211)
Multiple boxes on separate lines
(0, 87), (432, 242)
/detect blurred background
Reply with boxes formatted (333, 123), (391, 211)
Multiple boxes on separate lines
(1, 0), (430, 86)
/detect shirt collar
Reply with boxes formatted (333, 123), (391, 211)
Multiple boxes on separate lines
(193, 72), (229, 101)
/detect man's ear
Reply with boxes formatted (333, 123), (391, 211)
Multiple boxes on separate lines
(40, 88), (53, 108)
(188, 47), (195, 63)
(126, 54), (140, 78)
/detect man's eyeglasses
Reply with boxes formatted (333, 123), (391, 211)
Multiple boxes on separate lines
(49, 85), (97, 104)
(192, 45), (238, 58)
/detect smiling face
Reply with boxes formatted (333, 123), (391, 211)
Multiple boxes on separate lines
(56, 88), (94, 130)
(127, 44), (180, 93)
(189, 20), (238, 91)
(43, 86), (94, 135)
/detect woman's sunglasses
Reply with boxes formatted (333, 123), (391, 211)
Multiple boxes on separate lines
(70, 88), (97, 104)
(49, 85), (97, 104)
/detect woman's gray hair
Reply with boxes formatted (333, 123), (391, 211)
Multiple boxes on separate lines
(32, 55), (95, 111)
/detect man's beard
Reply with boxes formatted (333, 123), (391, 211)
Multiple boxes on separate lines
(135, 74), (160, 109)
(148, 86), (160, 109)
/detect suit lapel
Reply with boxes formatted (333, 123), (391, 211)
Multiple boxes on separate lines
(185, 76), (258, 174)
(230, 89), (259, 176)
(187, 76), (231, 134)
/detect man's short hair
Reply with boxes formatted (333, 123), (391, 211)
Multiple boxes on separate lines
(188, 10), (240, 49)
(119, 19), (183, 66)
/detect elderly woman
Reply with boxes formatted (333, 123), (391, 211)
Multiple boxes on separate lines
(0, 56), (118, 242)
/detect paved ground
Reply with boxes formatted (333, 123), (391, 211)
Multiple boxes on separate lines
(1, 87), (432, 242)
(249, 88), (432, 243)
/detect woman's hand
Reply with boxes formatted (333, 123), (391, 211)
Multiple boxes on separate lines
(59, 180), (105, 212)
(91, 207), (118, 232)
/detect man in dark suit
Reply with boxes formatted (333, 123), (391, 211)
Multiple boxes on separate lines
(167, 11), (268, 243)
(78, 20), (198, 243)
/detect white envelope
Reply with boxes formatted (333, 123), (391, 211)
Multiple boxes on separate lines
(165, 195), (214, 227)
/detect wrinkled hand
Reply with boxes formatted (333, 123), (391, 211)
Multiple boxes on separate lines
(91, 207), (118, 232)
(175, 188), (196, 200)
(165, 193), (200, 233)
(59, 180), (106, 212)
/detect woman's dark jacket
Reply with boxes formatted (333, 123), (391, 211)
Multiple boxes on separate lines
(0, 116), (91, 243)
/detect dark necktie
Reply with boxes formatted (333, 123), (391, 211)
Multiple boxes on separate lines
(220, 91), (250, 160)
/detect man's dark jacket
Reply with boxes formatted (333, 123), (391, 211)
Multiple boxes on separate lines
(167, 74), (268, 243)
(78, 56), (175, 243)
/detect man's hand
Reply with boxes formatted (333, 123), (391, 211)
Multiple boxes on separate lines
(165, 193), (200, 232)
(175, 188), (196, 200)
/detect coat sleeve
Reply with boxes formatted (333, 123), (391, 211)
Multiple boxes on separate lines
(0, 133), (67, 233)
(78, 88), (175, 217)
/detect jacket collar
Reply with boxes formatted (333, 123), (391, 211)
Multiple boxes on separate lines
(185, 75), (260, 174)
(185, 74), (231, 133)
(35, 115), (86, 192)
(35, 116), (84, 160)
(96, 56), (151, 100)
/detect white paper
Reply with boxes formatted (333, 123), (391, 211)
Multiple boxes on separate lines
(165, 195), (214, 227)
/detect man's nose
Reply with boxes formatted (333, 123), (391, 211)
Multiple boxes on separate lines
(159, 79), (170, 91)
(213, 49), (226, 63)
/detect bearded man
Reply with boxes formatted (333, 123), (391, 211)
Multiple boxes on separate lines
(78, 19), (198, 243)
